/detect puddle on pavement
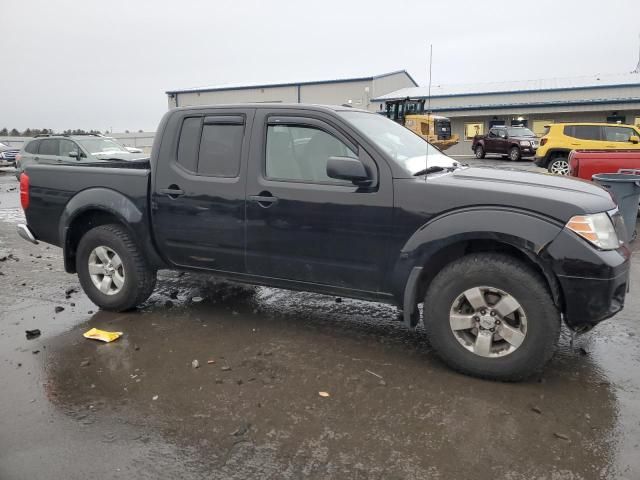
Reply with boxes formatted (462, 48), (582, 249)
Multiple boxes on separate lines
(36, 273), (626, 479)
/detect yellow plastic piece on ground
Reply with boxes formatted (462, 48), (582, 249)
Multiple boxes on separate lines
(83, 328), (123, 343)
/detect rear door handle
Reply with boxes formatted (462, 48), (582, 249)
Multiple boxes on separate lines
(159, 186), (185, 198)
(249, 192), (278, 207)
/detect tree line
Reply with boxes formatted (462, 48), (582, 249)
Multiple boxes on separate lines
(0, 128), (146, 136)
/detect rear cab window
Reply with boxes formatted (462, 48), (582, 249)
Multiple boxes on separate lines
(24, 140), (40, 154)
(176, 115), (245, 177)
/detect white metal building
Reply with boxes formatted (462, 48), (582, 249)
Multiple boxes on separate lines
(166, 70), (417, 111)
(373, 72), (640, 156)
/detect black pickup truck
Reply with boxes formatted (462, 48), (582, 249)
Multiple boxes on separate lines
(16, 104), (631, 380)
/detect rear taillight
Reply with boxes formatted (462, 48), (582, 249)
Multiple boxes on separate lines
(540, 138), (548, 146)
(569, 157), (579, 177)
(19, 173), (29, 210)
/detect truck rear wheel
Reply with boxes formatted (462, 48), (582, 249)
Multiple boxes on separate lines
(76, 224), (156, 311)
(423, 253), (560, 381)
(474, 145), (485, 159)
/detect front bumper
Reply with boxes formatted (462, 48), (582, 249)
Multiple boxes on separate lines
(543, 228), (631, 331)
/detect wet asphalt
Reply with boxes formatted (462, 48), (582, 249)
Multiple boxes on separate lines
(1, 160), (639, 480)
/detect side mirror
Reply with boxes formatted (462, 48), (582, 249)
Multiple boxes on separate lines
(327, 156), (371, 185)
(68, 151), (79, 158)
(629, 135), (639, 144)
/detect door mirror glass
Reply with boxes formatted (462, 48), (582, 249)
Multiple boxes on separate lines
(499, 131), (507, 139)
(629, 135), (639, 144)
(326, 156), (370, 185)
(68, 150), (79, 158)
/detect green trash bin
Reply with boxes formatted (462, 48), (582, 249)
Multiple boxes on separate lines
(592, 172), (640, 243)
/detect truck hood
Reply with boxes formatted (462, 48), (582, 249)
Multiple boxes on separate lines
(418, 167), (616, 222)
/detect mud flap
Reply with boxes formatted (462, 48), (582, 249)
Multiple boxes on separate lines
(403, 266), (423, 329)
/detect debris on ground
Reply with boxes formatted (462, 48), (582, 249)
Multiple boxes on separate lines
(83, 328), (123, 343)
(319, 391), (330, 398)
(231, 422), (251, 437)
(207, 360), (215, 364)
(365, 369), (383, 379)
(25, 329), (41, 340)
(221, 366), (231, 371)
(54, 306), (64, 314)
(192, 296), (203, 303)
(32, 350), (40, 354)
(553, 432), (570, 441)
(191, 359), (200, 369)
(80, 360), (91, 367)
(335, 297), (342, 303)
(531, 406), (543, 414)
(152, 395), (158, 401)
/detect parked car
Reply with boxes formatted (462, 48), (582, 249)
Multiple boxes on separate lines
(535, 123), (640, 175)
(16, 104), (630, 381)
(472, 126), (538, 161)
(15, 134), (148, 178)
(569, 149), (640, 180)
(0, 141), (20, 167)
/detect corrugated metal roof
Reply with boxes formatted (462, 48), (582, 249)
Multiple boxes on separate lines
(372, 72), (640, 101)
(167, 70), (418, 95)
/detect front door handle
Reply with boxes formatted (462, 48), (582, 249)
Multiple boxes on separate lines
(159, 185), (185, 198)
(249, 192), (278, 208)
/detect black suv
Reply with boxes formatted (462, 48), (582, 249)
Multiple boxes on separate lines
(15, 134), (147, 178)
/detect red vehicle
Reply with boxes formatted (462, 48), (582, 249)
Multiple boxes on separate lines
(569, 150), (640, 179)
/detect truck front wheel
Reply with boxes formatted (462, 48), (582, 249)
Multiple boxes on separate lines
(76, 224), (157, 311)
(423, 253), (560, 381)
(508, 146), (521, 161)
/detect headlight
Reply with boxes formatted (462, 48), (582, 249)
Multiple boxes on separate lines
(566, 212), (620, 249)
(519, 140), (531, 146)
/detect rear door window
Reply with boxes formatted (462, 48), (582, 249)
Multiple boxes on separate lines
(176, 117), (202, 173)
(24, 140), (40, 154)
(39, 139), (60, 156)
(564, 125), (602, 140)
(198, 119), (244, 177)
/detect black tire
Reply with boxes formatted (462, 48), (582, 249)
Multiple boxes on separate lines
(76, 224), (156, 311)
(508, 146), (521, 161)
(474, 145), (485, 159)
(423, 253), (560, 381)
(547, 156), (569, 175)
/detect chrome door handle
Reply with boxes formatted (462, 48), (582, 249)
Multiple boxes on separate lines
(249, 193), (278, 208)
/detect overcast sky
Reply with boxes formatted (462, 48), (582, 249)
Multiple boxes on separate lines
(2, 0), (640, 132)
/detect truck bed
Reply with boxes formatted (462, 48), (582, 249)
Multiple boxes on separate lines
(24, 162), (151, 247)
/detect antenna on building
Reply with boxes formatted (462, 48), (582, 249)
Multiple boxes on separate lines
(633, 33), (640, 74)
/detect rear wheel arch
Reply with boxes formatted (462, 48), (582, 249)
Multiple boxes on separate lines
(63, 209), (135, 273)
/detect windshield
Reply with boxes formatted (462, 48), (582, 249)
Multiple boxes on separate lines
(507, 127), (535, 137)
(77, 138), (129, 155)
(339, 111), (457, 174)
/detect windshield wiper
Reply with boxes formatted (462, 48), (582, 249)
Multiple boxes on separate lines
(413, 166), (445, 176)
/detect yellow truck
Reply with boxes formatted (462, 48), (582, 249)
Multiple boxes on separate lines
(381, 98), (459, 150)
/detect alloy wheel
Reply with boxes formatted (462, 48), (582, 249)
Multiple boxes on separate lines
(449, 286), (527, 358)
(88, 246), (125, 295)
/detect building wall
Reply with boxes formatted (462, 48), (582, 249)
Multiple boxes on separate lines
(170, 85), (299, 108)
(371, 72), (417, 110)
(299, 80), (373, 109)
(168, 72), (416, 111)
(445, 107), (640, 157)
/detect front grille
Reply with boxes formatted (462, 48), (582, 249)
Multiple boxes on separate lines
(1, 149), (19, 160)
